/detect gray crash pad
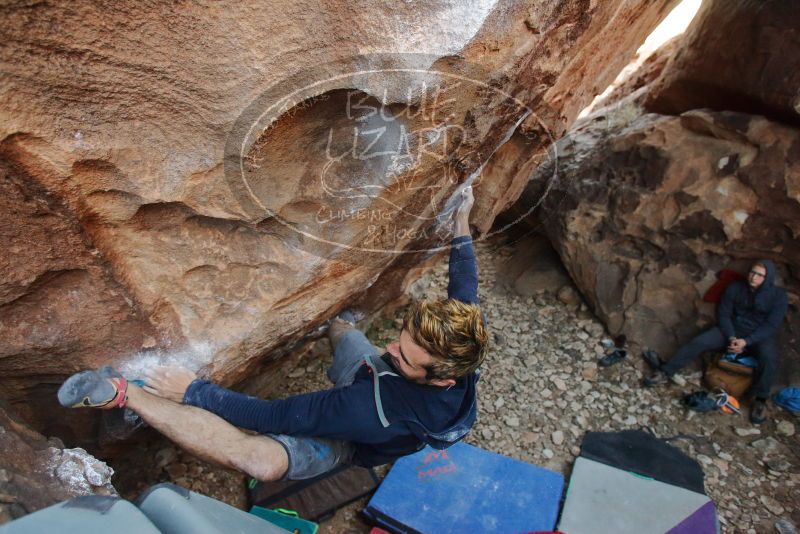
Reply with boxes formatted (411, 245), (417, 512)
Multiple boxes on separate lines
(558, 457), (718, 534)
(0, 496), (161, 534)
(136, 483), (289, 534)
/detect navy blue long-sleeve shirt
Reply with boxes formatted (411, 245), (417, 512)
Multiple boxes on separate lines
(183, 235), (481, 466)
(717, 259), (787, 346)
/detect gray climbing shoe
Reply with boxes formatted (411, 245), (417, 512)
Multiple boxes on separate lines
(334, 309), (364, 326)
(643, 370), (670, 388)
(58, 370), (128, 409)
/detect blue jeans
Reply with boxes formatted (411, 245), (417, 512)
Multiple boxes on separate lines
(662, 327), (779, 399)
(272, 329), (384, 480)
(327, 329), (383, 387)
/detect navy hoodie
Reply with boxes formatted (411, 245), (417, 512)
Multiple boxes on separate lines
(183, 235), (480, 467)
(717, 259), (788, 345)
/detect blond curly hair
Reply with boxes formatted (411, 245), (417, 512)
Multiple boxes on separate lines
(403, 299), (489, 380)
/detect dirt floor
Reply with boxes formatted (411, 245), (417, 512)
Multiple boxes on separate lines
(111, 236), (800, 533)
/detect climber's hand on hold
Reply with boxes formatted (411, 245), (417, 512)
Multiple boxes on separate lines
(144, 365), (197, 403)
(454, 185), (474, 238)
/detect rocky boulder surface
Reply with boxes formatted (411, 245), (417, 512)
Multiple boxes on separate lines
(645, 0), (800, 125)
(0, 0), (677, 442)
(522, 100), (800, 375)
(0, 403), (116, 525)
(507, 0), (800, 376)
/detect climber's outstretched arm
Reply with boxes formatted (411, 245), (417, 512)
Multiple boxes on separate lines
(448, 186), (479, 305)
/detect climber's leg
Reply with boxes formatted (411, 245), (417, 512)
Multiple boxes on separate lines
(123, 385), (289, 481)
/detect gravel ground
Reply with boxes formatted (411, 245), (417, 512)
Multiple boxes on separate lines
(113, 235), (800, 533)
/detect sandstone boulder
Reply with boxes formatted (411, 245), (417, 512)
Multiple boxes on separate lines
(594, 35), (679, 112)
(0, 402), (116, 525)
(645, 0), (800, 125)
(492, 234), (571, 297)
(525, 100), (799, 381)
(0, 0), (677, 442)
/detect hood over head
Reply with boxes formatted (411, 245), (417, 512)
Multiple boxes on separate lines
(754, 259), (777, 290)
(752, 259), (782, 310)
(410, 370), (479, 449)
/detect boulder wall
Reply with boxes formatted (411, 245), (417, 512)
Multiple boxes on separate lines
(0, 0), (677, 444)
(523, 101), (800, 383)
(0, 401), (116, 524)
(644, 0), (800, 126)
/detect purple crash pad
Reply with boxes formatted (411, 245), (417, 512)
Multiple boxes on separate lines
(667, 501), (718, 534)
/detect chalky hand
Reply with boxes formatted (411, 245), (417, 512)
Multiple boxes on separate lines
(144, 365), (198, 403)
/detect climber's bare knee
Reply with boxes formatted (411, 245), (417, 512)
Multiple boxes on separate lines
(230, 433), (289, 482)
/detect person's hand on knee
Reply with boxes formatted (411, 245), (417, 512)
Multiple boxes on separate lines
(144, 365), (197, 402)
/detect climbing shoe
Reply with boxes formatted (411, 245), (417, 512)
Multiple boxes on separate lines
(58, 370), (129, 409)
(335, 309), (364, 326)
(641, 349), (664, 370)
(643, 370), (670, 387)
(598, 349), (627, 368)
(682, 390), (718, 412)
(750, 398), (768, 425)
(97, 366), (123, 379)
(94, 366), (147, 438)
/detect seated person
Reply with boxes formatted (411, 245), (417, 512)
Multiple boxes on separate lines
(59, 187), (489, 481)
(644, 260), (787, 425)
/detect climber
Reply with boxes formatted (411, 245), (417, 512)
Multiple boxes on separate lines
(643, 259), (788, 425)
(58, 186), (488, 481)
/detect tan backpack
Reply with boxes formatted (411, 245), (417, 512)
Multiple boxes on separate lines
(704, 355), (754, 398)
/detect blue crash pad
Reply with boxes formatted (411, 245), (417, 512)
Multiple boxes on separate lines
(364, 442), (564, 533)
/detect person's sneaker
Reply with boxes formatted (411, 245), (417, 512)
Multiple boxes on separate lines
(58, 370), (128, 409)
(598, 349), (627, 368)
(669, 373), (687, 387)
(774, 518), (798, 534)
(641, 349), (664, 370)
(643, 370), (670, 387)
(750, 399), (768, 425)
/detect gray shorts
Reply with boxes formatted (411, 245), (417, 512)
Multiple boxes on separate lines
(271, 329), (383, 480)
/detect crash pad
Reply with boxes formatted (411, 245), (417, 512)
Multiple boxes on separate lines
(249, 464), (379, 522)
(0, 485), (291, 534)
(250, 506), (318, 534)
(137, 483), (289, 534)
(0, 496), (160, 534)
(580, 430), (706, 493)
(667, 501), (719, 534)
(557, 457), (718, 534)
(363, 442), (564, 533)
